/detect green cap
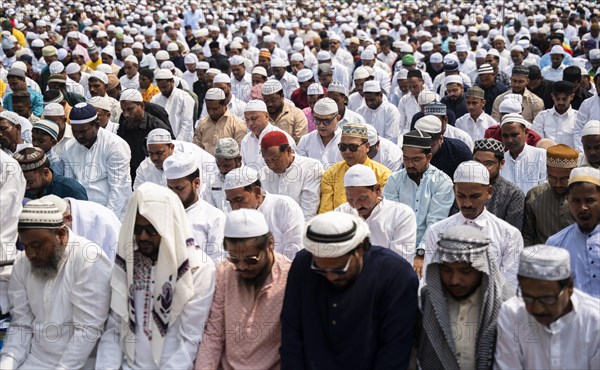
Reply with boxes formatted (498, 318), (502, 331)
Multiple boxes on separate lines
(402, 54), (416, 66)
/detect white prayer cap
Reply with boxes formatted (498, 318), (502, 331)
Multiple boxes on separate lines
(224, 167), (259, 190)
(262, 80), (283, 95)
(417, 90), (439, 106)
(327, 81), (347, 96)
(184, 54), (198, 64)
(550, 45), (564, 55)
(43, 103), (65, 116)
(213, 73), (231, 84)
(229, 55), (244, 65)
(499, 97), (522, 115)
(40, 195), (68, 215)
(49, 61), (65, 74)
(316, 50), (331, 61)
(313, 97), (338, 115)
(519, 245), (571, 281)
(307, 83), (324, 96)
(396, 69), (409, 80)
(67, 31), (79, 39)
(147, 128), (173, 145)
(167, 42), (179, 52)
(163, 153), (198, 180)
(197, 61), (210, 70)
(501, 113), (530, 127)
(453, 160), (490, 185)
(363, 123), (378, 146)
(161, 61), (175, 70)
(304, 212), (370, 258)
(206, 68), (221, 76)
(65, 62), (80, 75)
(205, 88), (226, 100)
(88, 96), (112, 112)
(415, 115), (442, 134)
(101, 46), (117, 59)
(31, 39), (45, 48)
(290, 53), (304, 62)
(132, 42), (144, 50)
(344, 164), (377, 187)
(511, 45), (524, 53)
(363, 80), (381, 93)
(224, 209), (269, 238)
(263, 35), (275, 43)
(252, 66), (268, 77)
(195, 28), (208, 37)
(125, 55), (139, 65)
(517, 39), (530, 49)
(229, 41), (243, 50)
(120, 89), (144, 102)
(353, 66), (370, 80)
(11, 61), (26, 72)
(361, 49), (375, 60)
(297, 69), (313, 83)
(18, 199), (64, 229)
(150, 41), (161, 49)
(89, 71), (108, 84)
(215, 138), (240, 159)
(445, 75), (463, 85)
(121, 48), (133, 59)
(96, 31), (108, 38)
(456, 44), (468, 52)
(582, 120), (600, 137)
(271, 57), (288, 68)
(429, 52), (443, 64)
(155, 50), (170, 61)
(329, 33), (341, 41)
(590, 49), (600, 61)
(568, 167), (600, 187)
(399, 43), (412, 53)
(154, 69), (174, 80)
(244, 100), (268, 113)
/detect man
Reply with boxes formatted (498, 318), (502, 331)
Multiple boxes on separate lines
(223, 167), (304, 260)
(0, 111), (30, 155)
(262, 80), (307, 143)
(541, 45), (567, 82)
(280, 212), (419, 369)
(476, 63), (508, 115)
(455, 86), (497, 141)
(579, 120), (600, 168)
(336, 164), (417, 262)
(204, 138), (242, 212)
(88, 71), (122, 121)
(419, 225), (514, 369)
(195, 209), (291, 369)
(356, 81), (400, 144)
(440, 75), (468, 119)
(364, 123), (403, 172)
(495, 245), (600, 368)
(61, 103), (132, 218)
(14, 147), (87, 200)
(319, 123), (391, 213)
(473, 138), (525, 230)
(532, 81), (578, 148)
(3, 68), (44, 117)
(383, 130), (454, 246)
(270, 58), (299, 99)
(547, 167), (600, 298)
(96, 183), (216, 368)
(527, 65), (555, 110)
(118, 89), (173, 181)
(89, 96), (119, 134)
(0, 199), (112, 369)
(199, 73), (247, 120)
(500, 113), (547, 194)
(574, 75), (600, 150)
(326, 81), (365, 129)
(152, 69), (195, 142)
(260, 131), (323, 221)
(290, 69), (315, 110)
(119, 55), (140, 90)
(229, 55), (252, 103)
(563, 65), (593, 110)
(194, 87), (246, 155)
(523, 145), (578, 246)
(163, 153), (226, 263)
(296, 97), (343, 169)
(240, 100), (295, 170)
(491, 66), (545, 122)
(423, 161), (524, 286)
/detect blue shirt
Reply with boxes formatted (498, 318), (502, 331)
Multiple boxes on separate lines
(431, 137), (473, 179)
(25, 172), (88, 200)
(383, 165), (455, 244)
(281, 246), (419, 370)
(2, 87), (45, 117)
(547, 224), (600, 298)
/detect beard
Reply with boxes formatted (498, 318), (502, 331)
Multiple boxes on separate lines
(31, 243), (65, 279)
(236, 260), (271, 294)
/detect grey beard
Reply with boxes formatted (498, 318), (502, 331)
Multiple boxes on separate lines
(31, 244), (65, 279)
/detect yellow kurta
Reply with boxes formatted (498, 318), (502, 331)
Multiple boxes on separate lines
(193, 110), (247, 154)
(141, 84), (160, 102)
(318, 157), (392, 213)
(85, 58), (103, 71)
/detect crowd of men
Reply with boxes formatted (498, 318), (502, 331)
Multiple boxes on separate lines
(0, 0), (599, 368)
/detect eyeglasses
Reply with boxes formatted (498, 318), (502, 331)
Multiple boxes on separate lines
(518, 286), (567, 306)
(402, 155), (426, 164)
(314, 116), (336, 126)
(338, 142), (366, 152)
(133, 223), (158, 236)
(227, 250), (264, 265)
(311, 253), (354, 276)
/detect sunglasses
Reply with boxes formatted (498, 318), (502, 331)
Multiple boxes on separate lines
(227, 250), (263, 265)
(311, 253), (354, 276)
(338, 142), (366, 152)
(314, 116), (336, 126)
(133, 223), (158, 236)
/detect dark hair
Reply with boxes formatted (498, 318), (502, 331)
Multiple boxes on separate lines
(562, 66), (582, 83)
(277, 144), (290, 153)
(243, 178), (262, 192)
(528, 65), (542, 80)
(552, 80), (575, 95)
(184, 168), (200, 182)
(223, 232), (271, 251)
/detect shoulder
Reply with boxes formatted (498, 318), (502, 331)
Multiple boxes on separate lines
(546, 224), (576, 246)
(366, 246), (417, 281)
(525, 182), (549, 199)
(498, 295), (527, 320)
(573, 289), (600, 319)
(486, 211), (520, 235)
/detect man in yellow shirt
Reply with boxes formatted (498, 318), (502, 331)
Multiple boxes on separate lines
(1, 20), (26, 48)
(319, 117), (391, 213)
(85, 45), (102, 71)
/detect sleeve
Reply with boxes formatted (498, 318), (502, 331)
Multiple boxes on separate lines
(295, 136), (308, 157)
(106, 140), (132, 219)
(70, 179), (89, 200)
(232, 120), (247, 146)
(31, 92), (44, 117)
(95, 309), (124, 370)
(574, 104), (588, 153)
(318, 167), (335, 214)
(531, 97), (544, 121)
(425, 176), (455, 228)
(386, 107), (400, 144)
(57, 248), (113, 369)
(161, 261), (216, 369)
(0, 257), (33, 369)
(299, 161), (323, 220)
(531, 112), (545, 138)
(493, 302), (525, 370)
(280, 258), (306, 370)
(205, 212), (226, 263)
(133, 164), (147, 191)
(291, 110), (308, 144)
(505, 188), (525, 231)
(280, 202), (305, 260)
(491, 95), (502, 122)
(422, 224), (440, 273)
(382, 174), (400, 202)
(193, 121), (204, 149)
(499, 228), (523, 288)
(177, 95), (196, 142)
(390, 210), (417, 263)
(521, 191), (537, 246)
(373, 264), (419, 370)
(397, 98), (409, 135)
(194, 265), (226, 370)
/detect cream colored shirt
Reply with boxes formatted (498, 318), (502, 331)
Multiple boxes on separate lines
(448, 287), (482, 370)
(193, 110), (247, 154)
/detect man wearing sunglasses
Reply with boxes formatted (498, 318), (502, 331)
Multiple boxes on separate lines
(319, 122), (391, 212)
(196, 209), (291, 370)
(495, 245), (600, 369)
(281, 212), (419, 369)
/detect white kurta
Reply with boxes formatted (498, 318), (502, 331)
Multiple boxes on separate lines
(0, 232), (112, 369)
(181, 71), (198, 92)
(240, 124), (296, 171)
(336, 199), (417, 263)
(574, 94), (600, 152)
(120, 73), (140, 90)
(372, 136), (403, 171)
(271, 72), (300, 100)
(500, 144), (547, 195)
(455, 111), (498, 141)
(397, 93), (421, 135)
(260, 155), (324, 221)
(296, 129), (342, 169)
(494, 290), (600, 370)
(258, 192), (305, 260)
(203, 173), (230, 213)
(347, 92), (364, 112)
(199, 96), (247, 121)
(185, 199), (226, 263)
(337, 108), (366, 129)
(532, 107), (577, 148)
(62, 128), (132, 218)
(96, 248), (216, 370)
(231, 73), (253, 103)
(445, 124), (475, 151)
(541, 64), (567, 82)
(422, 209), (524, 287)
(357, 101), (401, 144)
(151, 89), (195, 142)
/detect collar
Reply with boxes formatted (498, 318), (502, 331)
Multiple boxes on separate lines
(551, 107), (572, 117)
(457, 208), (489, 228)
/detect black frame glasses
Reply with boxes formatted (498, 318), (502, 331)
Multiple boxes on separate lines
(338, 142), (366, 152)
(134, 223), (158, 236)
(518, 286), (567, 306)
(314, 116), (336, 126)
